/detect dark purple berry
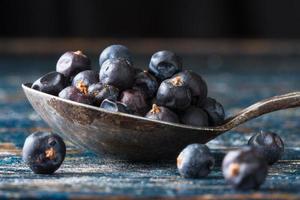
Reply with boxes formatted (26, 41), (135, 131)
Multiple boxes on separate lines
(120, 89), (149, 116)
(72, 70), (99, 95)
(99, 44), (132, 67)
(22, 132), (66, 174)
(201, 97), (225, 126)
(133, 70), (158, 99)
(222, 147), (268, 190)
(100, 99), (132, 114)
(133, 67), (143, 74)
(58, 86), (93, 105)
(100, 58), (135, 90)
(156, 76), (191, 110)
(174, 70), (207, 105)
(149, 50), (182, 81)
(31, 71), (67, 96)
(88, 83), (119, 106)
(248, 131), (284, 165)
(181, 106), (209, 127)
(56, 50), (91, 80)
(177, 144), (215, 178)
(145, 104), (179, 123)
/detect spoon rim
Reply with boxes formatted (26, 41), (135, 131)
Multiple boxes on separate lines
(22, 83), (221, 132)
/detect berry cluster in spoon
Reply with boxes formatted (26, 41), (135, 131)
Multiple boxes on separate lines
(31, 44), (225, 127)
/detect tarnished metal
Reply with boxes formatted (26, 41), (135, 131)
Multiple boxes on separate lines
(22, 83), (300, 161)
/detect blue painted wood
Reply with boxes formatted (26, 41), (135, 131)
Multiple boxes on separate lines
(0, 55), (300, 199)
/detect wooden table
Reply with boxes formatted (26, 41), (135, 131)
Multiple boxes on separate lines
(0, 39), (300, 199)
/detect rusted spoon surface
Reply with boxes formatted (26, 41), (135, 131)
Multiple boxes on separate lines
(22, 83), (300, 161)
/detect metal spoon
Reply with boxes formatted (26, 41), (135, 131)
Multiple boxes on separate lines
(22, 83), (300, 161)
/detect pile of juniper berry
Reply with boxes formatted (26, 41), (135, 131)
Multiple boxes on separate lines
(31, 44), (225, 127)
(26, 45), (285, 191)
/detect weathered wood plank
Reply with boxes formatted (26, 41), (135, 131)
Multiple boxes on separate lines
(0, 53), (300, 199)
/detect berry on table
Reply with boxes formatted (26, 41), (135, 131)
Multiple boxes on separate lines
(248, 131), (284, 165)
(222, 146), (268, 190)
(22, 131), (66, 174)
(177, 144), (215, 178)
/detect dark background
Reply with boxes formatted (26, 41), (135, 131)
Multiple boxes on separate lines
(1, 0), (300, 38)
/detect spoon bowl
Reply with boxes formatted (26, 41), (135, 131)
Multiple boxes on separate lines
(22, 83), (300, 161)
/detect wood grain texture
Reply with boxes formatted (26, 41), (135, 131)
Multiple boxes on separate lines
(0, 52), (300, 199)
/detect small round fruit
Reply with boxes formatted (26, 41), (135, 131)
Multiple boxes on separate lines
(201, 97), (225, 126)
(88, 83), (119, 106)
(59, 86), (93, 105)
(56, 50), (91, 80)
(22, 131), (66, 174)
(248, 131), (284, 165)
(149, 50), (182, 81)
(99, 44), (132, 67)
(31, 71), (67, 96)
(177, 144), (215, 178)
(133, 70), (158, 99)
(120, 89), (149, 116)
(100, 58), (135, 90)
(181, 106), (209, 127)
(100, 99), (132, 114)
(222, 146), (268, 190)
(145, 104), (179, 123)
(72, 70), (99, 95)
(133, 67), (143, 74)
(156, 76), (191, 110)
(174, 70), (207, 105)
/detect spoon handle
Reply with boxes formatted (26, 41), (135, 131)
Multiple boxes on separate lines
(223, 92), (300, 130)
